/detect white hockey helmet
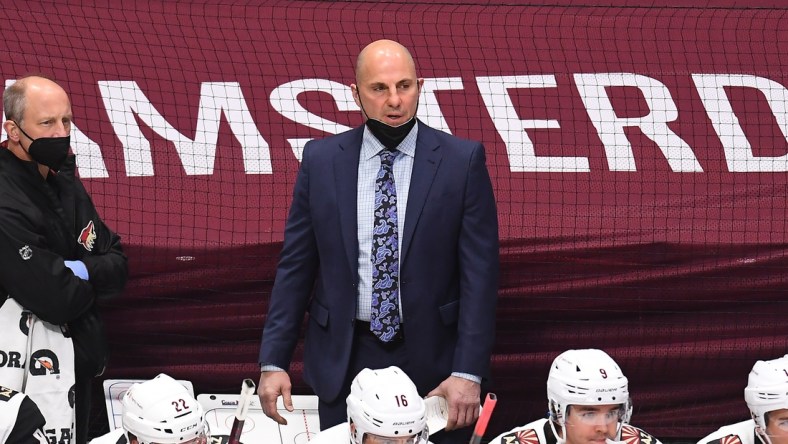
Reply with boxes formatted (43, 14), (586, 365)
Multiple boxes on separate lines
(346, 366), (429, 444)
(547, 349), (632, 428)
(122, 374), (208, 444)
(744, 355), (788, 444)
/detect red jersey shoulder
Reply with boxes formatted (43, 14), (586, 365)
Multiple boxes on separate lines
(499, 427), (542, 444)
(709, 435), (744, 444)
(621, 425), (659, 444)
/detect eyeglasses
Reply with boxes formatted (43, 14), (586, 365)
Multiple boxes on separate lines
(571, 408), (625, 426)
(772, 419), (788, 432)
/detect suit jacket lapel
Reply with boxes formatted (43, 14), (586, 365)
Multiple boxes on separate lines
(335, 127), (363, 278)
(402, 125), (441, 263)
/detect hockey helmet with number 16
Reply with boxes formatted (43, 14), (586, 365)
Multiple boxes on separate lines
(346, 366), (429, 444)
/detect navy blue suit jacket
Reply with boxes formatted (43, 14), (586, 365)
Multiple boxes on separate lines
(259, 122), (499, 402)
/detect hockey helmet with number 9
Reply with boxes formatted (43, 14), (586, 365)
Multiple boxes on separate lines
(122, 373), (209, 444)
(744, 355), (788, 444)
(547, 349), (632, 429)
(346, 366), (429, 444)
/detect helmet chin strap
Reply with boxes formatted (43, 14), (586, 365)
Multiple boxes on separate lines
(549, 419), (567, 444)
(755, 428), (773, 444)
(123, 431), (137, 444)
(605, 421), (626, 444)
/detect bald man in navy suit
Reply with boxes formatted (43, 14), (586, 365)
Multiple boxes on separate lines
(257, 39), (499, 444)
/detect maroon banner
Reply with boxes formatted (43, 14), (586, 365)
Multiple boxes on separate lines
(2, 1), (786, 439)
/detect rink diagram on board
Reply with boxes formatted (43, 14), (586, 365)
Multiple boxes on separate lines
(102, 379), (318, 443)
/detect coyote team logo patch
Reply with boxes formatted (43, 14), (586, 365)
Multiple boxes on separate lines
(78, 220), (97, 251)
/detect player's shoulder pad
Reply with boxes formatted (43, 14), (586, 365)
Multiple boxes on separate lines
(496, 427), (544, 444)
(704, 434), (745, 444)
(621, 424), (661, 444)
(0, 385), (22, 402)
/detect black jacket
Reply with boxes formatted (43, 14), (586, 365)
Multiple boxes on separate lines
(0, 145), (128, 377)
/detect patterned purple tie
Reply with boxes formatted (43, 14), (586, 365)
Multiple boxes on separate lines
(370, 147), (401, 342)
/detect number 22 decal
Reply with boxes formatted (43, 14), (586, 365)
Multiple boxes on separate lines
(172, 398), (190, 412)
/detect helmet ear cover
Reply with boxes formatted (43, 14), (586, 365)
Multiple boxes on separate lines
(122, 374), (208, 444)
(346, 366), (430, 444)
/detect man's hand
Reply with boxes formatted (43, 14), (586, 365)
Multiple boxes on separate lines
(427, 376), (481, 430)
(258, 371), (293, 425)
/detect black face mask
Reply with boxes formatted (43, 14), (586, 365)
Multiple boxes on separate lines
(14, 122), (70, 171)
(364, 116), (417, 150)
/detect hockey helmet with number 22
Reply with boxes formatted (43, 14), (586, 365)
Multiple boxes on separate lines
(122, 373), (209, 444)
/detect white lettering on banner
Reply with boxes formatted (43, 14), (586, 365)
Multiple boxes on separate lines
(99, 81), (272, 176)
(3, 74), (784, 177)
(417, 77), (465, 134)
(270, 77), (463, 161)
(71, 126), (109, 178)
(269, 79), (356, 161)
(476, 75), (590, 172)
(574, 73), (703, 172)
(692, 74), (788, 172)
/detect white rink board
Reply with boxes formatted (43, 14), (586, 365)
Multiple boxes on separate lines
(198, 394), (319, 444)
(102, 379), (195, 431)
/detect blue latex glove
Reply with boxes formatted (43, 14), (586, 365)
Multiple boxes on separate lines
(64, 260), (89, 280)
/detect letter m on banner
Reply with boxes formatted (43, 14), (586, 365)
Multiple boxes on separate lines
(99, 81), (272, 176)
